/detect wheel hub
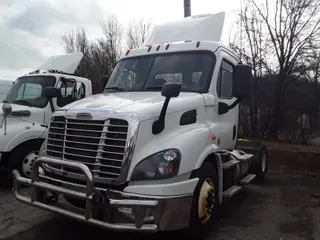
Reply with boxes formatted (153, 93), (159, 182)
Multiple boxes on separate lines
(198, 178), (215, 224)
(21, 150), (39, 178)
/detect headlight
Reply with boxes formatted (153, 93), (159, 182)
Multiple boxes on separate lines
(131, 149), (181, 181)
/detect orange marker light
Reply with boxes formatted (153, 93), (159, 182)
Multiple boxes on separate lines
(211, 135), (217, 141)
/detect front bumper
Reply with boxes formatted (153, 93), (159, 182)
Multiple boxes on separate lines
(13, 157), (194, 232)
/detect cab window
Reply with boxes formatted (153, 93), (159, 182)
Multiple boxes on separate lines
(57, 79), (86, 107)
(217, 60), (234, 99)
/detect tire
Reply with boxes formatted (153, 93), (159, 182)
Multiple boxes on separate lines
(185, 162), (220, 240)
(7, 140), (43, 186)
(251, 145), (268, 183)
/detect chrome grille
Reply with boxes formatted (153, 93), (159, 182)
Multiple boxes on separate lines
(46, 116), (128, 180)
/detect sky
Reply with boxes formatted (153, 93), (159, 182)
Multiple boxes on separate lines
(0, 0), (241, 80)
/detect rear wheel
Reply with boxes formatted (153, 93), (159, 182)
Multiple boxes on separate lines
(251, 146), (268, 183)
(186, 162), (220, 240)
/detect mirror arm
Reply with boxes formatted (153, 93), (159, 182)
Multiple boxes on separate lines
(228, 98), (242, 110)
(152, 97), (171, 135)
(49, 99), (55, 112)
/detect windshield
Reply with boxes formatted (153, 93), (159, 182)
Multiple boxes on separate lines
(5, 76), (56, 108)
(104, 51), (215, 93)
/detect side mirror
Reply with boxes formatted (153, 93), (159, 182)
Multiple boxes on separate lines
(233, 64), (252, 99)
(161, 82), (181, 98)
(43, 87), (60, 98)
(152, 82), (181, 135)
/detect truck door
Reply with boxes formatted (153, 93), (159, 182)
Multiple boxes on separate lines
(215, 52), (239, 150)
(55, 77), (86, 109)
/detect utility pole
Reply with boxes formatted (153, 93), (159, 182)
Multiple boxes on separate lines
(184, 0), (191, 17)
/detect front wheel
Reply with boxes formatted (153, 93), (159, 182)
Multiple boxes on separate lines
(7, 140), (43, 185)
(185, 162), (220, 240)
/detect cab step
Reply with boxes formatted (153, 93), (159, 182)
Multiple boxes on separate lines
(223, 185), (242, 199)
(239, 174), (256, 185)
(222, 159), (239, 169)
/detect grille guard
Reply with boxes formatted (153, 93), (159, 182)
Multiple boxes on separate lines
(12, 157), (160, 232)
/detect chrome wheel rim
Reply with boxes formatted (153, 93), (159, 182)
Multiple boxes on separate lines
(21, 150), (39, 178)
(198, 177), (215, 224)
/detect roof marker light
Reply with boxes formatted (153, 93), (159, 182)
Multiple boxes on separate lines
(148, 46), (152, 52)
(196, 41), (200, 48)
(165, 44), (170, 50)
(156, 45), (160, 51)
(126, 49), (130, 56)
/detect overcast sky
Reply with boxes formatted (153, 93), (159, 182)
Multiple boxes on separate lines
(0, 0), (240, 80)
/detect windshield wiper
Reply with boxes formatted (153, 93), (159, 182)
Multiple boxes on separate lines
(104, 87), (124, 91)
(145, 86), (163, 90)
(12, 100), (31, 107)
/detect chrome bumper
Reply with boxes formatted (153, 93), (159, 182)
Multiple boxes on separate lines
(13, 157), (193, 232)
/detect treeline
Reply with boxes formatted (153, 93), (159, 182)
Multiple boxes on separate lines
(61, 14), (151, 94)
(230, 0), (320, 143)
(61, 0), (320, 143)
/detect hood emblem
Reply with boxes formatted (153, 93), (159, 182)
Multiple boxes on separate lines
(76, 112), (93, 119)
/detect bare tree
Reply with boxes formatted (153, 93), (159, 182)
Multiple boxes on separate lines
(230, 0), (270, 137)
(303, 45), (320, 132)
(238, 0), (320, 139)
(126, 19), (152, 49)
(61, 28), (91, 78)
(100, 14), (124, 68)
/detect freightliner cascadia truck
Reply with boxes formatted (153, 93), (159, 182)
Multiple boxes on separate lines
(12, 12), (268, 239)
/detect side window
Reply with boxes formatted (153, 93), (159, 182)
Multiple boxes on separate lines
(57, 80), (77, 107)
(75, 82), (86, 100)
(217, 60), (234, 99)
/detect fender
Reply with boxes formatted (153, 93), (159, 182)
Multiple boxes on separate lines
(128, 110), (216, 179)
(0, 124), (47, 152)
(193, 144), (223, 204)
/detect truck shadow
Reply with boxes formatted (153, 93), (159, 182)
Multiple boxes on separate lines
(7, 186), (263, 240)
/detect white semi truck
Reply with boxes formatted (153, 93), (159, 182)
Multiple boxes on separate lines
(13, 12), (268, 239)
(0, 52), (94, 186)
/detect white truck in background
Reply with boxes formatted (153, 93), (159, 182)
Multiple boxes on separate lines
(0, 52), (94, 186)
(13, 12), (268, 239)
(0, 79), (14, 103)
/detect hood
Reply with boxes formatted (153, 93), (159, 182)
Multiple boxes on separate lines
(0, 103), (45, 126)
(61, 92), (205, 121)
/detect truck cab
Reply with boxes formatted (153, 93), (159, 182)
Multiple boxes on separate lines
(13, 12), (268, 239)
(0, 52), (93, 183)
